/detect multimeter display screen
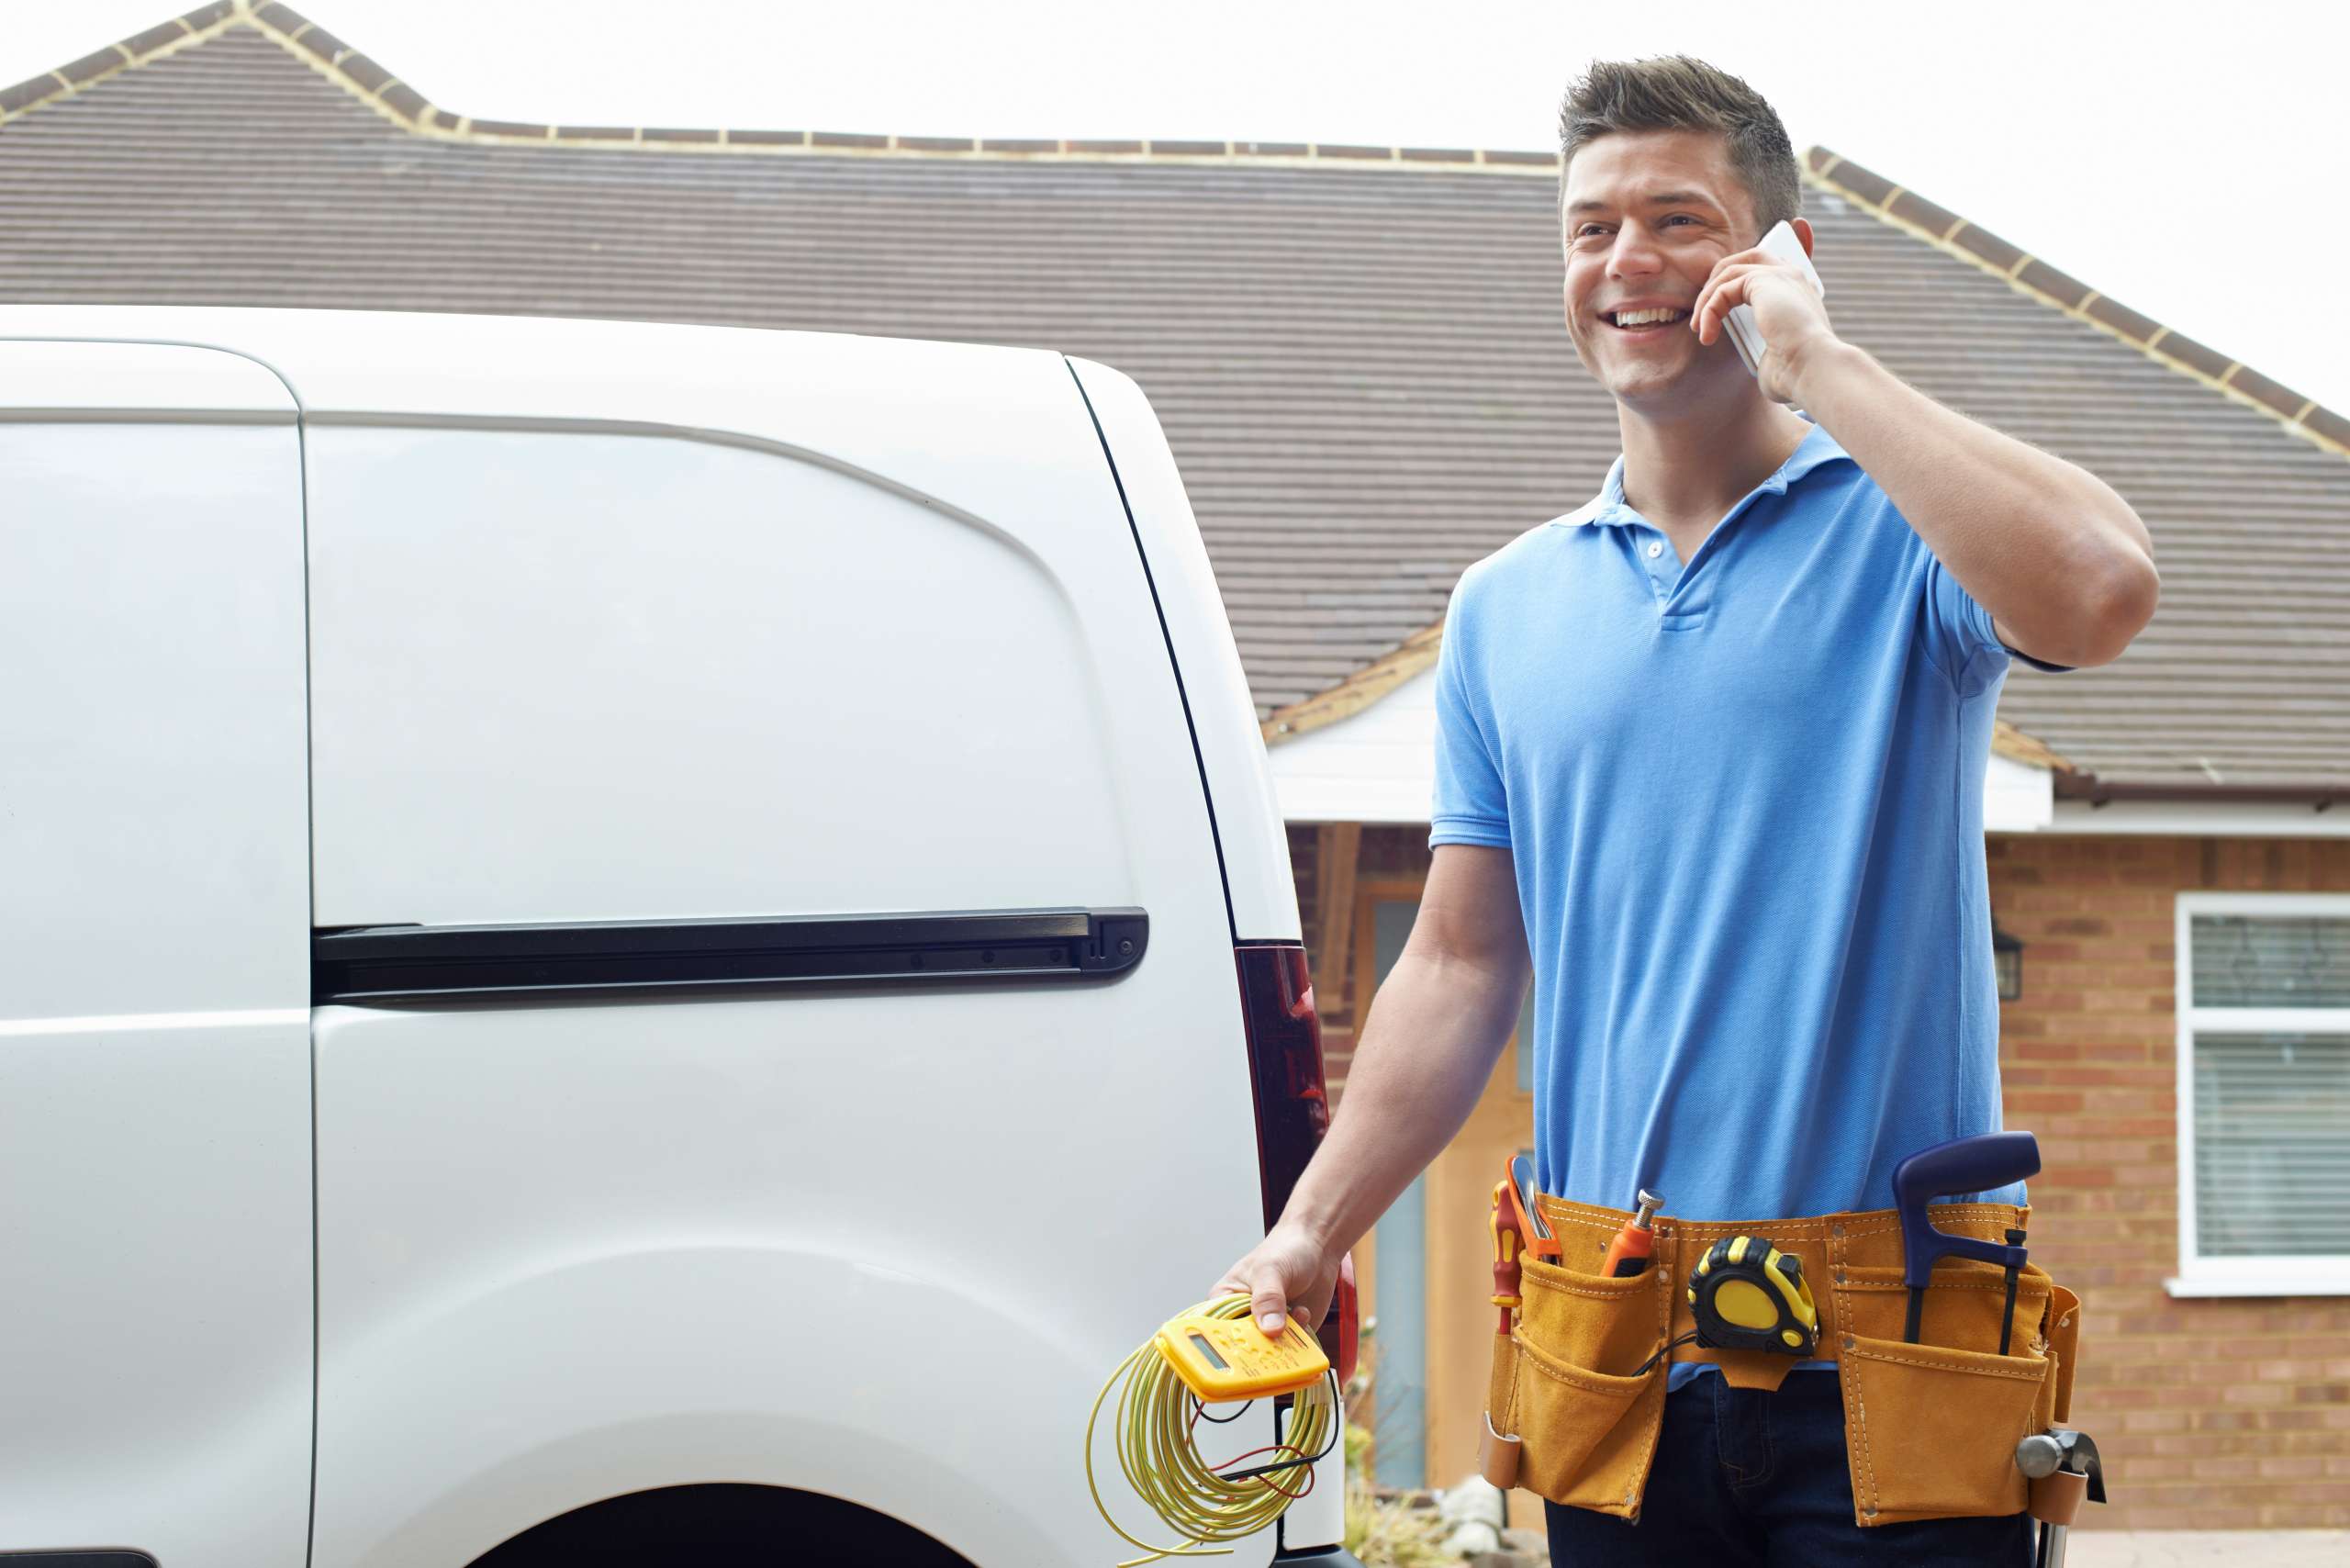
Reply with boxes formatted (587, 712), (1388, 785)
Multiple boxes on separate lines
(1189, 1333), (1229, 1370)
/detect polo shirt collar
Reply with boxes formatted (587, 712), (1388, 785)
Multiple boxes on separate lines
(1559, 416), (1852, 529)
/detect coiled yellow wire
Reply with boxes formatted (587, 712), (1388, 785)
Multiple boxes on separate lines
(1083, 1292), (1339, 1568)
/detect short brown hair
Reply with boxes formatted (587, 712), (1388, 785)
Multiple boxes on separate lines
(1557, 56), (1798, 238)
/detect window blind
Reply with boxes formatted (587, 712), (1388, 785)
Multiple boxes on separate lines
(2188, 913), (2350, 1260)
(2191, 913), (2350, 1006)
(2190, 1033), (2350, 1257)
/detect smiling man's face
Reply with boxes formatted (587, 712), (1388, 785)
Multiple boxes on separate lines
(1561, 128), (1760, 407)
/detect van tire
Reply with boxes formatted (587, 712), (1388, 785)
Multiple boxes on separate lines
(466, 1482), (977, 1567)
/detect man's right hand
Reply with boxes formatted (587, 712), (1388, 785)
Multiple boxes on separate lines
(1210, 1221), (1344, 1339)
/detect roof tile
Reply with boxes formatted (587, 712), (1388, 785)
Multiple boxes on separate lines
(2223, 364), (2311, 421)
(124, 21), (196, 57)
(2306, 407), (2350, 448)
(0, 74), (58, 116)
(1818, 151), (1895, 206)
(379, 82), (428, 120)
(292, 25), (347, 63)
(336, 52), (394, 94)
(2154, 330), (2232, 382)
(1946, 221), (2026, 274)
(1886, 189), (1962, 237)
(2015, 258), (2092, 308)
(2082, 293), (2160, 344)
(979, 138), (1058, 153)
(643, 127), (723, 144)
(56, 48), (129, 87)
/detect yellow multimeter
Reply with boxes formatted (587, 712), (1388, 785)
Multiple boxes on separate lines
(1154, 1309), (1330, 1402)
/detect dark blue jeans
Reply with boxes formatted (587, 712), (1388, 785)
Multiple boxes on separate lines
(1544, 1370), (2035, 1566)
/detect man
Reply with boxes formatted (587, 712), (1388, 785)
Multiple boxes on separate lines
(1212, 56), (2157, 1565)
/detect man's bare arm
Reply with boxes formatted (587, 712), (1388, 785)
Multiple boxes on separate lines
(1691, 248), (2159, 671)
(1213, 844), (1530, 1333)
(1787, 341), (2159, 670)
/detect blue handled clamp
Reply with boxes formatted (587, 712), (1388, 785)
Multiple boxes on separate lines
(1891, 1131), (2040, 1344)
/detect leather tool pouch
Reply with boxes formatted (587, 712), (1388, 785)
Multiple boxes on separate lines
(1828, 1209), (2065, 1528)
(1481, 1197), (2080, 1530)
(1481, 1251), (1670, 1518)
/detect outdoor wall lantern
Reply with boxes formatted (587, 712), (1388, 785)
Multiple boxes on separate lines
(1993, 924), (2024, 1002)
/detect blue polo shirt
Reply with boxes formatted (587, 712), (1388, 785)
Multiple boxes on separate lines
(1430, 419), (2069, 1388)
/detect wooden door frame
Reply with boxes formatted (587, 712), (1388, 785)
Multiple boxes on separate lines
(1348, 871), (1541, 1521)
(1348, 876), (1427, 1483)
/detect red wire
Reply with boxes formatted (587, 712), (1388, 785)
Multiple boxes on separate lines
(1186, 1392), (1321, 1499)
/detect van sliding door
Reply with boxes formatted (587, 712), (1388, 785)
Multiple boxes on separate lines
(298, 372), (1254, 1566)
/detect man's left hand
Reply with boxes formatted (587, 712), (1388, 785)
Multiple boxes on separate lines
(1690, 248), (1840, 406)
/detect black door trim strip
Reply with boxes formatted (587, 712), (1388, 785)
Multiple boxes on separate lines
(313, 907), (1148, 1004)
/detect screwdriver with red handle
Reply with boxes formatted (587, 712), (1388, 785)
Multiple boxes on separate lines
(1603, 1189), (1663, 1277)
(1490, 1179), (1525, 1334)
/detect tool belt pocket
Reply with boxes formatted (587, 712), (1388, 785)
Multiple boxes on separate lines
(1831, 1260), (2060, 1526)
(1493, 1256), (1667, 1516)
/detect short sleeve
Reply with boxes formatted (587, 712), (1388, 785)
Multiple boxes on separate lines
(1921, 547), (2075, 696)
(1429, 593), (1512, 849)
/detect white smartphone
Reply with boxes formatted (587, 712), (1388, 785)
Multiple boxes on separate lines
(1726, 218), (1825, 377)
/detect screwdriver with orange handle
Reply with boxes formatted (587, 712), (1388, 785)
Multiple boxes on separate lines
(1602, 1189), (1663, 1277)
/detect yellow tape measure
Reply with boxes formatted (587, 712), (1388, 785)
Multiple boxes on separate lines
(1686, 1234), (1820, 1355)
(1153, 1309), (1330, 1402)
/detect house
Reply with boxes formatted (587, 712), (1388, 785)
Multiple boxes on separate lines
(5, 0), (2345, 1531)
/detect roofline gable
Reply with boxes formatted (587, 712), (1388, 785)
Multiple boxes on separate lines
(1254, 621), (2079, 779)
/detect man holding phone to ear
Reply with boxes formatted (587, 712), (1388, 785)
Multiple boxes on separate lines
(1212, 55), (2157, 1565)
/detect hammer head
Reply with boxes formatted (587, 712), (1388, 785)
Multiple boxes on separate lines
(2031, 1427), (2108, 1505)
(2058, 1428), (2115, 1504)
(2014, 1433), (2064, 1478)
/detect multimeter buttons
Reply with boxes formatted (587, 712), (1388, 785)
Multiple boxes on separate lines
(1154, 1310), (1330, 1402)
(1685, 1234), (1820, 1356)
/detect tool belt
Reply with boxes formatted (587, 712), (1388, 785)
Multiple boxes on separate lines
(1479, 1193), (2082, 1529)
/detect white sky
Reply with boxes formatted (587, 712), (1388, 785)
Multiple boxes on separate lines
(7, 0), (2349, 420)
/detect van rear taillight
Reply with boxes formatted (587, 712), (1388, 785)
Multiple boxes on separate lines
(1236, 942), (1356, 1385)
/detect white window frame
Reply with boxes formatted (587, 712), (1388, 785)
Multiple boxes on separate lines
(2168, 890), (2350, 1297)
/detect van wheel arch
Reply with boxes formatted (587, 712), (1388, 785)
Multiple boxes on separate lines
(465, 1482), (978, 1567)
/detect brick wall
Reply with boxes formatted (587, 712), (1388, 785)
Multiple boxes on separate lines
(1292, 823), (2350, 1529)
(1993, 834), (2350, 1529)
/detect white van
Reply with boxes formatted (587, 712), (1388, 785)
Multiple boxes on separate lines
(0, 308), (1360, 1568)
